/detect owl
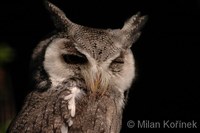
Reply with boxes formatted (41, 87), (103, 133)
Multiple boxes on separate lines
(7, 1), (147, 133)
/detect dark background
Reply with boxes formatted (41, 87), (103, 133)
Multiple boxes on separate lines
(0, 0), (200, 131)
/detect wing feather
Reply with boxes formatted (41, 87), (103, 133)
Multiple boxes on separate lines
(7, 86), (82, 133)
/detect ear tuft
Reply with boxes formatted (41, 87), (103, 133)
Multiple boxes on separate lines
(121, 12), (148, 48)
(122, 12), (148, 34)
(44, 0), (73, 31)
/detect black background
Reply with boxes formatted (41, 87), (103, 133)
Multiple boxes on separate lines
(1, 0), (200, 131)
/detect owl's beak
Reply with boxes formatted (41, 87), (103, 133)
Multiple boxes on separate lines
(90, 72), (109, 95)
(91, 73), (102, 93)
(90, 75), (99, 93)
(83, 70), (110, 95)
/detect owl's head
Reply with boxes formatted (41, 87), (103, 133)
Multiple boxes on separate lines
(31, 1), (147, 95)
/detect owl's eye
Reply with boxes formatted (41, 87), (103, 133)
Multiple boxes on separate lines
(62, 54), (88, 64)
(109, 57), (124, 72)
(112, 57), (124, 64)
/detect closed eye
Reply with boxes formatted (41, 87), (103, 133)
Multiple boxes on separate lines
(109, 54), (124, 72)
(62, 54), (88, 64)
(112, 57), (124, 64)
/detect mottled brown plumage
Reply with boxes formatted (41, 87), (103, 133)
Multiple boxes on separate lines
(7, 1), (147, 133)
